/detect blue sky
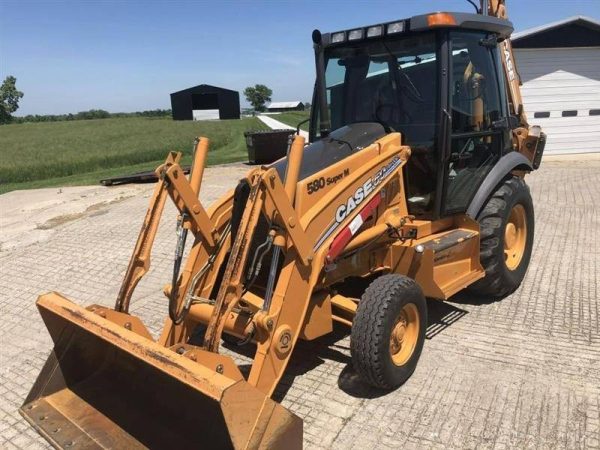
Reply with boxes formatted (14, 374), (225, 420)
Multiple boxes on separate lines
(1, 0), (599, 115)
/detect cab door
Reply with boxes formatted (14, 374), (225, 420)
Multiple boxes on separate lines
(442, 31), (509, 215)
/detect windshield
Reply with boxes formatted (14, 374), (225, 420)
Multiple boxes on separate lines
(315, 32), (440, 216)
(321, 32), (439, 148)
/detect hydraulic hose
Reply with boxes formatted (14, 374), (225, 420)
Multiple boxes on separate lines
(262, 245), (282, 313)
(170, 223), (231, 325)
(169, 214), (189, 323)
(243, 235), (273, 295)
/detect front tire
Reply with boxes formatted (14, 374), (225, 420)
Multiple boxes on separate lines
(351, 274), (427, 389)
(468, 176), (534, 298)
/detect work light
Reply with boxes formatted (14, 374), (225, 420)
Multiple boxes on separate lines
(348, 29), (364, 40)
(367, 25), (383, 38)
(331, 32), (346, 43)
(386, 21), (405, 34)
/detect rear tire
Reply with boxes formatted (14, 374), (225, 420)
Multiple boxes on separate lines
(468, 176), (534, 298)
(351, 274), (427, 389)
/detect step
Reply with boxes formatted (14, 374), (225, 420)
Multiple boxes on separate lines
(420, 228), (478, 254)
(416, 227), (484, 299)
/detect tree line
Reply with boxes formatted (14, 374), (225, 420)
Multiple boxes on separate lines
(11, 108), (172, 124)
(1, 75), (172, 125)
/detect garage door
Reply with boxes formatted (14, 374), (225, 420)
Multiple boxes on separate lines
(515, 47), (600, 154)
(192, 109), (219, 120)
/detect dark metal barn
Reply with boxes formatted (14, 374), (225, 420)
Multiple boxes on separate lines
(170, 84), (240, 121)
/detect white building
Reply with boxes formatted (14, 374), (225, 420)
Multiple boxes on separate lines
(512, 16), (600, 154)
(266, 101), (305, 113)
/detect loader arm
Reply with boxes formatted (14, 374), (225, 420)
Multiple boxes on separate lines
(114, 152), (179, 313)
(21, 138), (307, 449)
(235, 133), (411, 396)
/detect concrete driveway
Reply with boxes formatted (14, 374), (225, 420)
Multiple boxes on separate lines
(0, 158), (598, 449)
(257, 114), (310, 140)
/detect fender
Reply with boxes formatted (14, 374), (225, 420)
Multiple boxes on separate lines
(466, 152), (532, 219)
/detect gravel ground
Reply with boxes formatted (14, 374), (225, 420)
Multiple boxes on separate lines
(0, 159), (598, 449)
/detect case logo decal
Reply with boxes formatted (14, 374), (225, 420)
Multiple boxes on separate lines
(314, 156), (401, 250)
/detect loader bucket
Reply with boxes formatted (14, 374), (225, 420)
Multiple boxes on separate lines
(20, 292), (302, 450)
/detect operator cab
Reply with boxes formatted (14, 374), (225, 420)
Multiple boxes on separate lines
(310, 12), (514, 219)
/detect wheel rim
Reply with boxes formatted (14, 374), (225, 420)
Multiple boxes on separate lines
(504, 204), (527, 271)
(389, 303), (420, 366)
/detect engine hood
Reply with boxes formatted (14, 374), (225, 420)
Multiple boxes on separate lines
(271, 122), (387, 182)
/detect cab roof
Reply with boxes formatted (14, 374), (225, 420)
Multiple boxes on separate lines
(318, 12), (513, 47)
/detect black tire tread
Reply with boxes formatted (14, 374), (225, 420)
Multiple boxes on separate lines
(351, 274), (425, 389)
(468, 176), (533, 297)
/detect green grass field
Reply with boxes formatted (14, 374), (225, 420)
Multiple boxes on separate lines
(270, 111), (310, 131)
(0, 117), (268, 194)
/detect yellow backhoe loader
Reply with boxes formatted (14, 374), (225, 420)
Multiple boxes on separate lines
(21, 1), (545, 448)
